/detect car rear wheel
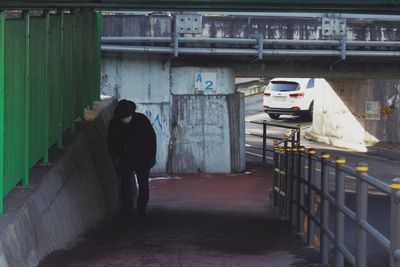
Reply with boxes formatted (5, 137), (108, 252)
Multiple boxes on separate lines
(269, 114), (280, 120)
(305, 102), (314, 121)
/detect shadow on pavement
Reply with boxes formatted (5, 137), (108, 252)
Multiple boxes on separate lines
(39, 162), (320, 267)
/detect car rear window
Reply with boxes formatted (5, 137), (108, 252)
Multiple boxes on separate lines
(268, 81), (300, 92)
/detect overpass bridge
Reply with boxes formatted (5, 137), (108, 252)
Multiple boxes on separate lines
(0, 1), (399, 267)
(102, 12), (400, 78)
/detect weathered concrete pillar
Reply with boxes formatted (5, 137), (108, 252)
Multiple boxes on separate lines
(101, 54), (171, 173)
(101, 55), (245, 173)
(168, 67), (245, 173)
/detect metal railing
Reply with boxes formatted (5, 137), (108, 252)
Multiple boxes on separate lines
(245, 119), (300, 164)
(272, 139), (400, 267)
(102, 36), (400, 59)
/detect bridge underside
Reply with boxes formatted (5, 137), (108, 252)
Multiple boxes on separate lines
(168, 56), (400, 79)
(2, 0), (400, 14)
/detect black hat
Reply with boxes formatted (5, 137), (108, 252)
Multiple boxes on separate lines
(114, 99), (136, 118)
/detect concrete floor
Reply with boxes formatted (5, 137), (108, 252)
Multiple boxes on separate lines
(38, 162), (320, 267)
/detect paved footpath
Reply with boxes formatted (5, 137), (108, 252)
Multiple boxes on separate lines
(39, 162), (320, 267)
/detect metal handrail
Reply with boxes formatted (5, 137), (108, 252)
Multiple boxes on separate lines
(102, 36), (400, 58)
(245, 120), (301, 163)
(102, 36), (400, 48)
(272, 144), (400, 267)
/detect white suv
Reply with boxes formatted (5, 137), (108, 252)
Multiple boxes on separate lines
(263, 78), (316, 120)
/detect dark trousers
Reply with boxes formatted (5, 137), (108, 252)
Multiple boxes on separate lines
(118, 163), (150, 213)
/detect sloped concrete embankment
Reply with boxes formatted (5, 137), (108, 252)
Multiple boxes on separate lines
(0, 99), (118, 267)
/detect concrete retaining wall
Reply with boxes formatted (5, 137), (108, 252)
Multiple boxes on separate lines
(309, 79), (400, 150)
(0, 99), (118, 267)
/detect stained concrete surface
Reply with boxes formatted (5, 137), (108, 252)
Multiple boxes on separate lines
(38, 162), (320, 267)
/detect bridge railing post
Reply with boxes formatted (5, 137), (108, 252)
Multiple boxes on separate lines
(284, 137), (290, 220)
(307, 148), (317, 247)
(297, 146), (306, 236)
(262, 120), (267, 163)
(320, 152), (331, 266)
(296, 124), (301, 147)
(279, 147), (285, 217)
(272, 141), (279, 208)
(355, 162), (368, 267)
(334, 157), (346, 267)
(390, 178), (400, 267)
(291, 146), (298, 228)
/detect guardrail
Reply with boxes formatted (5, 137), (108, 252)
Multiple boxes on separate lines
(245, 119), (300, 164)
(102, 36), (400, 59)
(272, 140), (400, 267)
(245, 119), (400, 266)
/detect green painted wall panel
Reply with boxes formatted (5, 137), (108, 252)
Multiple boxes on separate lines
(74, 13), (84, 119)
(48, 15), (62, 146)
(0, 10), (101, 213)
(4, 20), (26, 195)
(29, 17), (46, 167)
(62, 14), (74, 131)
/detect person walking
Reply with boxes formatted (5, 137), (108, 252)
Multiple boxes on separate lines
(107, 99), (157, 215)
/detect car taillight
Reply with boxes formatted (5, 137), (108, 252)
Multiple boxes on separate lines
(264, 105), (269, 109)
(264, 92), (271, 97)
(291, 107), (300, 110)
(289, 92), (305, 98)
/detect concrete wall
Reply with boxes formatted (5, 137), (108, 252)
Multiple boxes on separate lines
(101, 55), (246, 173)
(102, 54), (171, 173)
(0, 99), (118, 267)
(309, 79), (400, 150)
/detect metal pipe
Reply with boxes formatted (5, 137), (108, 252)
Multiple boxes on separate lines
(198, 12), (400, 21)
(103, 45), (400, 58)
(103, 11), (400, 21)
(101, 36), (400, 47)
(102, 45), (173, 53)
(359, 220), (390, 251)
(102, 36), (171, 43)
(347, 50), (400, 57)
(348, 40), (400, 47)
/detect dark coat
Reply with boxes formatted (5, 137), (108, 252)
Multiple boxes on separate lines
(107, 112), (157, 169)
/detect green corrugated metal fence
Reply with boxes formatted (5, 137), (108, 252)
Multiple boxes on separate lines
(0, 9), (101, 213)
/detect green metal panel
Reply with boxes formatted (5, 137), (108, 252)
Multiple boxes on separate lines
(29, 17), (47, 167)
(4, 19), (26, 195)
(62, 14), (75, 132)
(74, 12), (84, 119)
(0, 10), (101, 213)
(0, 12), (5, 213)
(43, 12), (50, 164)
(23, 12), (30, 186)
(84, 10), (97, 108)
(95, 11), (102, 102)
(48, 14), (62, 146)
